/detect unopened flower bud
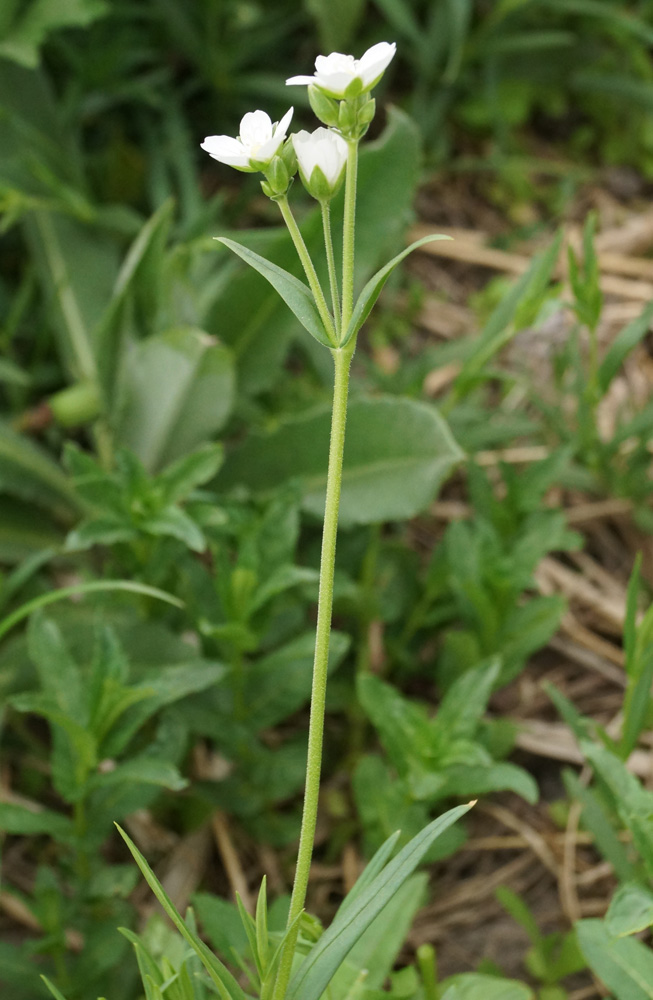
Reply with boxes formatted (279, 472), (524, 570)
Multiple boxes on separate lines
(292, 128), (348, 202)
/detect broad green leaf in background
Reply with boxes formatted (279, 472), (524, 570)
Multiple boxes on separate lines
(285, 802), (473, 1000)
(115, 326), (235, 472)
(576, 918), (653, 1000)
(607, 883), (653, 938)
(219, 396), (463, 526)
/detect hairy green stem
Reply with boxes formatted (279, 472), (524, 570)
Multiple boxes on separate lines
(340, 140), (359, 335)
(321, 200), (341, 341)
(271, 342), (354, 1000)
(272, 132), (360, 1000)
(277, 195), (337, 346)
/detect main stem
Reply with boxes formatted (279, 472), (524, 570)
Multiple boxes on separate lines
(272, 137), (360, 1000)
(271, 344), (353, 1000)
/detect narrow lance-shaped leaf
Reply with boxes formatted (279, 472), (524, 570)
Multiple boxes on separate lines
(0, 579), (183, 642)
(116, 825), (245, 1000)
(286, 802), (473, 1000)
(339, 234), (451, 347)
(598, 300), (653, 395)
(217, 238), (336, 348)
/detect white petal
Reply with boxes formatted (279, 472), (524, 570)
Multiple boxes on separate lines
(358, 41), (396, 87)
(201, 135), (250, 167)
(313, 70), (355, 97)
(286, 74), (316, 86)
(275, 106), (294, 137)
(239, 110), (273, 148)
(315, 52), (355, 76)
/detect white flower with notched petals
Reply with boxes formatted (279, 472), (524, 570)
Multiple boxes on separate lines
(293, 128), (348, 199)
(286, 42), (396, 99)
(201, 108), (294, 171)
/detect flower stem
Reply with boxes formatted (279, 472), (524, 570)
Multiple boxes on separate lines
(277, 195), (337, 346)
(340, 139), (359, 337)
(272, 131), (360, 1000)
(321, 200), (341, 341)
(271, 342), (354, 1000)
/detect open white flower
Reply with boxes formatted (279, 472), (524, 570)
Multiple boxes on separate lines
(293, 128), (348, 199)
(286, 42), (396, 99)
(201, 107), (293, 171)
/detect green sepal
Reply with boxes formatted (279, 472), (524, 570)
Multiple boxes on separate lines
(265, 156), (291, 198)
(339, 234), (451, 347)
(216, 238), (336, 348)
(308, 85), (340, 126)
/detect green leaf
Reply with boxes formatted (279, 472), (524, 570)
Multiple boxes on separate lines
(41, 976), (71, 1000)
(89, 756), (187, 792)
(339, 234), (451, 347)
(582, 742), (653, 880)
(598, 302), (653, 396)
(329, 874), (427, 996)
(116, 825), (246, 1000)
(115, 327), (235, 472)
(0, 420), (79, 518)
(433, 762), (538, 805)
(285, 803), (473, 1000)
(440, 974), (534, 1000)
(562, 769), (635, 883)
(220, 396), (463, 527)
(157, 443), (224, 505)
(576, 918), (653, 999)
(217, 238), (335, 348)
(0, 579), (183, 642)
(0, 802), (73, 839)
(146, 506), (207, 552)
(607, 883), (653, 938)
(453, 231), (562, 394)
(435, 659), (500, 740)
(25, 209), (117, 381)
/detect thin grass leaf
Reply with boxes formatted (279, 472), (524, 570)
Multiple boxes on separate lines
(236, 892), (263, 980)
(598, 301), (653, 395)
(256, 877), (269, 974)
(335, 830), (402, 919)
(116, 825), (245, 1000)
(0, 580), (183, 642)
(286, 802), (473, 1000)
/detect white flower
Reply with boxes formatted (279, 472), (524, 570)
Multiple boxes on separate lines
(201, 107), (293, 170)
(286, 42), (396, 99)
(293, 128), (348, 197)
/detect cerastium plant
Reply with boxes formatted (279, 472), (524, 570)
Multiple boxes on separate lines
(43, 43), (472, 1000)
